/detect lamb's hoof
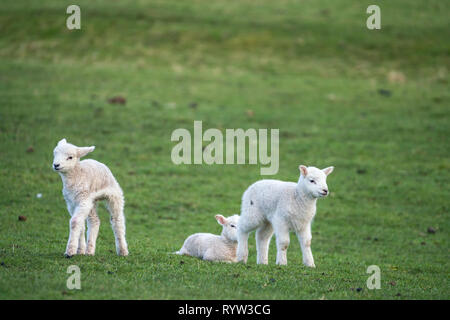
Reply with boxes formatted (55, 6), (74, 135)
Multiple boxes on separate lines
(64, 253), (73, 259)
(86, 245), (95, 256)
(118, 251), (129, 257)
(236, 256), (247, 264)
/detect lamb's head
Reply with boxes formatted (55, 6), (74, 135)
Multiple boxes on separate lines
(52, 138), (95, 173)
(215, 214), (240, 242)
(298, 165), (334, 198)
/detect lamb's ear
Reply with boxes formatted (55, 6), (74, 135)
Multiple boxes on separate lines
(77, 146), (95, 158)
(299, 165), (308, 177)
(322, 166), (334, 176)
(57, 138), (67, 146)
(215, 214), (227, 226)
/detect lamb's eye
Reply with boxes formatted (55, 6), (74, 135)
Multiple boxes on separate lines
(230, 224), (236, 228)
(67, 156), (73, 160)
(310, 179), (315, 184)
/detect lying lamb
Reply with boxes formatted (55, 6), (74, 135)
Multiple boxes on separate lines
(236, 165), (334, 267)
(175, 214), (240, 262)
(52, 138), (128, 257)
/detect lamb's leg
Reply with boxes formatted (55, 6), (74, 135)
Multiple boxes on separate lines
(274, 221), (290, 265)
(86, 206), (100, 255)
(296, 223), (315, 268)
(256, 222), (274, 264)
(77, 223), (86, 255)
(65, 203), (91, 257)
(66, 202), (86, 255)
(236, 230), (250, 263)
(237, 193), (262, 264)
(66, 202), (75, 217)
(107, 196), (128, 256)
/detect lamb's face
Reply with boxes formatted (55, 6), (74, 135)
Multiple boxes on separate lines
(299, 165), (334, 198)
(52, 138), (95, 173)
(215, 214), (240, 242)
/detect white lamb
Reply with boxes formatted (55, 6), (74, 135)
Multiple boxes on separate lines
(175, 214), (240, 262)
(236, 165), (334, 267)
(52, 138), (129, 257)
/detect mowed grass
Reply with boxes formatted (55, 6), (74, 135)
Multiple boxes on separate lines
(0, 0), (449, 299)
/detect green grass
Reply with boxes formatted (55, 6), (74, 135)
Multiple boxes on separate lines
(0, 0), (449, 299)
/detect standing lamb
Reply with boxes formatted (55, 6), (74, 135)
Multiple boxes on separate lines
(52, 138), (128, 257)
(236, 165), (334, 267)
(175, 214), (240, 262)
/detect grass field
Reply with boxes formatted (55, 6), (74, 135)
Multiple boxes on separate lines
(0, 0), (448, 299)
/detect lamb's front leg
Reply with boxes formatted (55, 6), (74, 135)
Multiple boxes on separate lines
(86, 207), (100, 255)
(274, 229), (290, 265)
(77, 223), (86, 255)
(296, 223), (315, 268)
(273, 218), (290, 265)
(65, 203), (91, 258)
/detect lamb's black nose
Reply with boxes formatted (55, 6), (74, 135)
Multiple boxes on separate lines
(53, 163), (60, 169)
(322, 189), (328, 194)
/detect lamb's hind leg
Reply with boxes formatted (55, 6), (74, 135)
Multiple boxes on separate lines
(256, 222), (274, 264)
(237, 191), (263, 263)
(236, 229), (250, 263)
(86, 206), (100, 255)
(106, 195), (128, 256)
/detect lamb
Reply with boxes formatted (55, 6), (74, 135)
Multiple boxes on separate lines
(236, 165), (334, 267)
(175, 214), (240, 262)
(52, 138), (129, 257)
